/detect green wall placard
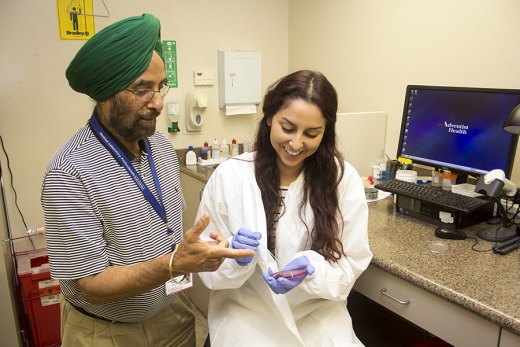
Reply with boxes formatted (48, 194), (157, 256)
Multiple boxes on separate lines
(162, 40), (178, 88)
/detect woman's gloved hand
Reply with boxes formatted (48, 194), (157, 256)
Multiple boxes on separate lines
(231, 227), (262, 266)
(263, 256), (315, 294)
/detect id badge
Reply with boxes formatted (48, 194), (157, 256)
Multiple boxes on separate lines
(165, 273), (193, 296)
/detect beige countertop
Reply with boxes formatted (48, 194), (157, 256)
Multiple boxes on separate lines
(179, 161), (520, 335)
(367, 197), (519, 335)
(181, 163), (213, 183)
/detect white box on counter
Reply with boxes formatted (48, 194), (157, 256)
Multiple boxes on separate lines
(197, 157), (228, 166)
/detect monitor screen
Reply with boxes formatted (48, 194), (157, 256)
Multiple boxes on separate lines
(397, 85), (520, 179)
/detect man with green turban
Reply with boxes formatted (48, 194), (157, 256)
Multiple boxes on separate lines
(66, 13), (165, 102)
(41, 13), (255, 347)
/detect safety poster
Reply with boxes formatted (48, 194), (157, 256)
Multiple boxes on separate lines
(162, 40), (178, 88)
(56, 0), (95, 40)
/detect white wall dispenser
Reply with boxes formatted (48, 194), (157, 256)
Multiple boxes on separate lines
(185, 90), (207, 132)
(218, 50), (262, 115)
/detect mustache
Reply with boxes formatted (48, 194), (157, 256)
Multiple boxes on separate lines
(138, 110), (161, 120)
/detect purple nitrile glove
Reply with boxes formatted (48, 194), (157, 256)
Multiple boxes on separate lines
(231, 227), (262, 266)
(262, 256), (315, 294)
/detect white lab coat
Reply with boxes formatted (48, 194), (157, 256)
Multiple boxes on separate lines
(197, 152), (372, 347)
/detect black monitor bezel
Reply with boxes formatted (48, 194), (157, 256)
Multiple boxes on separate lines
(396, 84), (520, 180)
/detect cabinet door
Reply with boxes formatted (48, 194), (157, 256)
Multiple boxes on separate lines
(180, 173), (209, 317)
(354, 265), (500, 347)
(180, 173), (205, 229)
(500, 328), (520, 347)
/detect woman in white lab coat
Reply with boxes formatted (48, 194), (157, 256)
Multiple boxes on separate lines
(197, 70), (373, 347)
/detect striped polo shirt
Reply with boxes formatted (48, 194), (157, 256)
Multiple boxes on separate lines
(41, 121), (185, 322)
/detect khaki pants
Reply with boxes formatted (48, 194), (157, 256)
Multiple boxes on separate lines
(60, 294), (196, 347)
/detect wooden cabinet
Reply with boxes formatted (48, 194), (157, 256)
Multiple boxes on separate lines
(354, 265), (501, 347)
(180, 172), (209, 317)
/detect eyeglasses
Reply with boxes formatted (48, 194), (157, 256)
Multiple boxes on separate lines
(125, 83), (170, 102)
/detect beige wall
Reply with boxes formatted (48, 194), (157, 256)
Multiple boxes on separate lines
(288, 0), (520, 183)
(0, 0), (288, 246)
(0, 1), (288, 344)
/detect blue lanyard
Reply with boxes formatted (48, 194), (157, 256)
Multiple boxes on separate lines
(88, 114), (176, 248)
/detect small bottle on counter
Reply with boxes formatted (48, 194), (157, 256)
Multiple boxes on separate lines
(231, 138), (239, 156)
(220, 139), (230, 159)
(378, 150), (390, 182)
(431, 168), (443, 187)
(442, 171), (457, 191)
(186, 146), (197, 165)
(243, 135), (254, 153)
(201, 141), (211, 160)
(212, 138), (221, 159)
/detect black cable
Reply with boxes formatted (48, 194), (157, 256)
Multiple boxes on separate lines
(0, 135), (36, 250)
(468, 236), (493, 253)
(484, 193), (516, 227)
(0, 135), (29, 230)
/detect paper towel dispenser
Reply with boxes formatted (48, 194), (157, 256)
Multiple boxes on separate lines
(218, 50), (261, 115)
(185, 90), (207, 132)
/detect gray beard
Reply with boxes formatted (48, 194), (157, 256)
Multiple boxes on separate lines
(105, 95), (159, 142)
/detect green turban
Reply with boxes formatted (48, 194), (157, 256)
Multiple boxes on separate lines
(66, 13), (164, 102)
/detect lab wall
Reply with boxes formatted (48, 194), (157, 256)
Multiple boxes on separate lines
(0, 0), (289, 247)
(0, 1), (288, 343)
(288, 0), (520, 184)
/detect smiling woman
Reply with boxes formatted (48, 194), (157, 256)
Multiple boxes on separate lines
(267, 98), (325, 185)
(196, 70), (372, 346)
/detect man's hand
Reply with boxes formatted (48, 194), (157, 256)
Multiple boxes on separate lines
(76, 213), (254, 303)
(171, 213), (256, 274)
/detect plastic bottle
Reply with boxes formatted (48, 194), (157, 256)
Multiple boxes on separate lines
(186, 146), (197, 165)
(243, 135), (254, 153)
(431, 168), (443, 187)
(231, 138), (239, 156)
(220, 139), (230, 159)
(442, 171), (457, 191)
(201, 141), (210, 160)
(378, 150), (389, 182)
(372, 165), (381, 182)
(212, 138), (221, 159)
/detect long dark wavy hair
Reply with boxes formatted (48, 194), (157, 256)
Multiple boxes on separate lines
(254, 70), (346, 262)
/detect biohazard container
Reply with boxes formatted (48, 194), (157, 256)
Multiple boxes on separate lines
(17, 248), (61, 347)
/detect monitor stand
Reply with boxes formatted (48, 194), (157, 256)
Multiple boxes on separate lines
(455, 173), (469, 185)
(476, 225), (518, 242)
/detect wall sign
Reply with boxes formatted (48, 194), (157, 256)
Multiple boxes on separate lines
(162, 40), (178, 88)
(57, 0), (95, 40)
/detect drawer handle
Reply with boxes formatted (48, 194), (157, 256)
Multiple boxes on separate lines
(380, 288), (411, 305)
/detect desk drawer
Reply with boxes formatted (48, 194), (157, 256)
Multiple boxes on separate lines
(353, 265), (499, 347)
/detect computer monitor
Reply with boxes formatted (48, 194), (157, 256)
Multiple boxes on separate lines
(397, 85), (520, 182)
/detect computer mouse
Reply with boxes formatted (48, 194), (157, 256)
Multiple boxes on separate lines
(434, 225), (467, 240)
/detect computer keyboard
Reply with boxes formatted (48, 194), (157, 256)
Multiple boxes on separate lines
(374, 179), (490, 213)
